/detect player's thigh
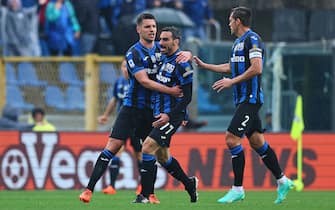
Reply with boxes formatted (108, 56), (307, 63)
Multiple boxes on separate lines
(134, 108), (154, 141)
(227, 103), (261, 138)
(149, 113), (183, 147)
(130, 134), (142, 152)
(110, 106), (137, 141)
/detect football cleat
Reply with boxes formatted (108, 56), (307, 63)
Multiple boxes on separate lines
(185, 176), (199, 203)
(149, 194), (161, 204)
(102, 186), (116, 194)
(132, 194), (149, 204)
(79, 189), (93, 203)
(274, 179), (294, 204)
(217, 188), (245, 203)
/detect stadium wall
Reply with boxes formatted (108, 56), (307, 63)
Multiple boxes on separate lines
(0, 131), (334, 191)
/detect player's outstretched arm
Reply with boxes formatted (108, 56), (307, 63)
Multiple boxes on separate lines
(193, 56), (231, 73)
(97, 97), (117, 125)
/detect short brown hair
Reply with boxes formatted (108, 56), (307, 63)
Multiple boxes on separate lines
(160, 26), (181, 40)
(231, 7), (252, 27)
(136, 13), (156, 26)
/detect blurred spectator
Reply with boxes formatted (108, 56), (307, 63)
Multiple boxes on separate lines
(264, 111), (273, 132)
(30, 107), (56, 131)
(98, 0), (114, 36)
(111, 0), (146, 55)
(1, 0), (41, 56)
(45, 0), (81, 56)
(182, 0), (215, 41)
(71, 0), (99, 54)
(162, 0), (182, 9)
(147, 0), (182, 9)
(147, 0), (161, 8)
(112, 0), (146, 27)
(38, 0), (50, 55)
(21, 0), (41, 56)
(0, 105), (33, 131)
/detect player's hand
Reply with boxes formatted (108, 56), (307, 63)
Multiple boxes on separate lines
(176, 51), (192, 63)
(170, 85), (183, 97)
(181, 120), (188, 126)
(193, 56), (205, 68)
(212, 77), (233, 92)
(74, 31), (80, 39)
(98, 115), (109, 125)
(152, 113), (170, 128)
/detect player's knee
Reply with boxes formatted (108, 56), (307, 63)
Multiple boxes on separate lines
(141, 137), (157, 154)
(248, 132), (265, 149)
(106, 138), (124, 153)
(225, 132), (240, 148)
(157, 156), (169, 165)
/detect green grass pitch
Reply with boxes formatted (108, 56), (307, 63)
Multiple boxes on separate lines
(0, 190), (333, 210)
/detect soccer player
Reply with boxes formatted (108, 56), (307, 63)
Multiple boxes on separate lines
(79, 13), (191, 204)
(193, 6), (293, 204)
(98, 59), (142, 195)
(133, 26), (198, 204)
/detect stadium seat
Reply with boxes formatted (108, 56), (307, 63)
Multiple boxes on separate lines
(5, 63), (19, 85)
(6, 85), (34, 111)
(59, 62), (84, 86)
(66, 86), (85, 111)
(100, 63), (117, 85)
(17, 62), (48, 87)
(44, 85), (68, 111)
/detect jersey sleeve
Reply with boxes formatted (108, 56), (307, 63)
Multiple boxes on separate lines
(125, 50), (145, 75)
(248, 35), (263, 59)
(175, 62), (193, 85)
(113, 80), (118, 98)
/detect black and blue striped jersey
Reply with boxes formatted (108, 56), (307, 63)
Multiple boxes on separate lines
(153, 49), (193, 117)
(124, 41), (163, 109)
(230, 29), (264, 106)
(113, 76), (129, 110)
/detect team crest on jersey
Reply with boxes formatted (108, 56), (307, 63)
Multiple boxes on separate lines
(161, 63), (175, 73)
(150, 55), (156, 63)
(155, 53), (162, 62)
(233, 42), (244, 51)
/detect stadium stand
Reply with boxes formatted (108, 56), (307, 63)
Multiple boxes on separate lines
(44, 85), (67, 111)
(309, 10), (335, 40)
(99, 63), (117, 85)
(6, 85), (34, 111)
(58, 62), (84, 86)
(272, 9), (307, 42)
(66, 86), (85, 111)
(17, 62), (48, 87)
(5, 63), (19, 85)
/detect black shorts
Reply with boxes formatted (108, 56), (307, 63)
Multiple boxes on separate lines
(110, 106), (154, 150)
(129, 133), (142, 152)
(227, 102), (264, 138)
(149, 113), (184, 148)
